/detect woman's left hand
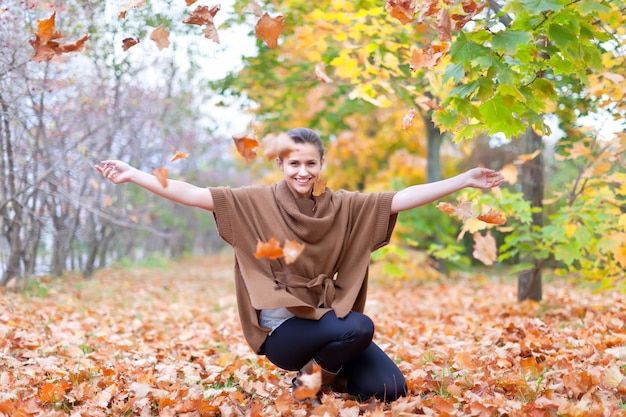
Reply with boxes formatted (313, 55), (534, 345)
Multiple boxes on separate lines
(465, 168), (505, 189)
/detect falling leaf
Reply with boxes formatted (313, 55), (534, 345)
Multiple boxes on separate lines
(500, 164), (518, 184)
(313, 177), (327, 197)
(314, 62), (333, 83)
(409, 47), (444, 71)
(119, 0), (147, 18)
(169, 151), (190, 162)
(29, 12), (89, 62)
(233, 131), (259, 162)
(255, 13), (284, 49)
(292, 363), (322, 401)
(436, 201), (474, 221)
(150, 25), (170, 50)
(183, 4), (220, 25)
(477, 208), (506, 225)
(514, 150), (541, 164)
(245, 0), (263, 17)
(472, 231), (497, 265)
(254, 237), (283, 260)
(402, 107), (417, 130)
(259, 132), (296, 160)
(186, 0), (198, 5)
(153, 167), (169, 188)
(203, 25), (220, 43)
(385, 0), (417, 24)
(122, 37), (140, 51)
(416, 96), (440, 111)
(283, 240), (305, 264)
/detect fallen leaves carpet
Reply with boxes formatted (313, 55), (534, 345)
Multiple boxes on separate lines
(1, 255), (625, 416)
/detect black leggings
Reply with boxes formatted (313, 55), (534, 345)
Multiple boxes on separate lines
(260, 310), (407, 402)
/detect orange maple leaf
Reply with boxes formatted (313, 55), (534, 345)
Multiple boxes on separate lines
(39, 381), (72, 403)
(255, 13), (285, 49)
(385, 0), (417, 25)
(150, 24), (170, 50)
(472, 231), (497, 266)
(436, 201), (474, 221)
(122, 37), (140, 51)
(313, 177), (327, 197)
(283, 239), (305, 264)
(233, 132), (259, 162)
(169, 151), (190, 162)
(292, 363), (322, 401)
(477, 208), (506, 225)
(409, 47), (444, 71)
(402, 107), (417, 130)
(29, 12), (89, 62)
(254, 237), (284, 260)
(153, 167), (169, 188)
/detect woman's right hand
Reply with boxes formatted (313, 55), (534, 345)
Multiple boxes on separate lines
(95, 160), (134, 185)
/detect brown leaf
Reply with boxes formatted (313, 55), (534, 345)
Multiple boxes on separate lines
(409, 47), (444, 71)
(122, 37), (140, 51)
(233, 131), (259, 162)
(254, 237), (284, 260)
(402, 107), (417, 130)
(169, 151), (190, 162)
(183, 4), (220, 26)
(259, 132), (296, 160)
(150, 24), (171, 50)
(255, 13), (284, 49)
(153, 167), (169, 188)
(436, 8), (452, 42)
(314, 62), (333, 83)
(436, 201), (474, 221)
(119, 0), (147, 18)
(472, 231), (497, 265)
(245, 0), (264, 17)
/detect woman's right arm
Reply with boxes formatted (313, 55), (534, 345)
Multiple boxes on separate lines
(95, 160), (215, 212)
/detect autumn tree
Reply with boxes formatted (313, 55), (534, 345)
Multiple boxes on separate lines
(216, 0), (625, 296)
(0, 0), (235, 283)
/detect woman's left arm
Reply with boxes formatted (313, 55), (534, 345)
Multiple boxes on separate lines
(390, 168), (504, 214)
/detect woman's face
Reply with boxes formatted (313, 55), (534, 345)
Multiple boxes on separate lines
(278, 142), (324, 198)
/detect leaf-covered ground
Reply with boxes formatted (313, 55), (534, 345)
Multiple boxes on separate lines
(1, 255), (625, 416)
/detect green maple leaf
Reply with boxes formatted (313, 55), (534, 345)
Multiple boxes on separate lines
(518, 0), (564, 14)
(478, 96), (526, 137)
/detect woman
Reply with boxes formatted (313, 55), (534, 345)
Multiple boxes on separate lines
(96, 127), (503, 403)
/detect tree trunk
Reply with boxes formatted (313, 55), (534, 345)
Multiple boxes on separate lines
(517, 127), (544, 301)
(426, 115), (442, 183)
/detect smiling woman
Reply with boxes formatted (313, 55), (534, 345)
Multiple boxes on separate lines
(96, 127), (503, 403)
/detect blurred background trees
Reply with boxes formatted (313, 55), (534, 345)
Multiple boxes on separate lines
(1, 0), (624, 296)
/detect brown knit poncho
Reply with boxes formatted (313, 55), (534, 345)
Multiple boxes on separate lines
(210, 180), (397, 353)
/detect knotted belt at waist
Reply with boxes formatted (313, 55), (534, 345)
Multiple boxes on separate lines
(274, 271), (336, 308)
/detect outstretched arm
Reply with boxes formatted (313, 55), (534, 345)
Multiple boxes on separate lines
(390, 168), (503, 214)
(95, 160), (215, 211)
